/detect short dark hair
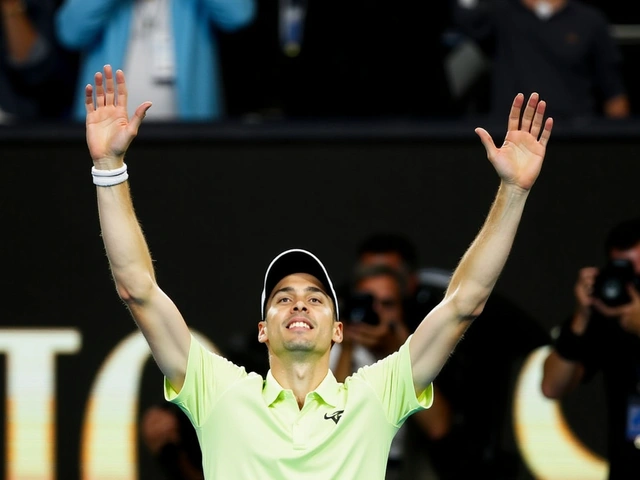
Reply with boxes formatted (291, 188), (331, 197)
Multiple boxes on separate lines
(605, 217), (640, 254)
(350, 263), (410, 299)
(356, 233), (418, 272)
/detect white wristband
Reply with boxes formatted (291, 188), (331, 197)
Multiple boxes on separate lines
(92, 163), (129, 187)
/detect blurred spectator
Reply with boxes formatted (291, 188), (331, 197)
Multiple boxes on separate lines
(452, 0), (630, 120)
(331, 263), (451, 480)
(140, 334), (268, 480)
(0, 0), (78, 122)
(218, 0), (458, 120)
(353, 232), (551, 479)
(140, 402), (204, 480)
(55, 0), (256, 122)
(541, 217), (640, 479)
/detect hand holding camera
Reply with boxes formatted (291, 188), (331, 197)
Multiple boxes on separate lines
(588, 259), (640, 336)
(340, 293), (409, 357)
(592, 259), (640, 307)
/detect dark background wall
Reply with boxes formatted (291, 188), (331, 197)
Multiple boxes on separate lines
(0, 119), (638, 479)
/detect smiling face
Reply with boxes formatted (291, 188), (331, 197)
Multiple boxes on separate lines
(258, 273), (342, 358)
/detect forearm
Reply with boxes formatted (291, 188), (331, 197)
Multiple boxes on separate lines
(409, 183), (529, 387)
(541, 311), (588, 398)
(97, 181), (156, 302)
(1, 1), (38, 62)
(541, 350), (584, 399)
(446, 182), (528, 318)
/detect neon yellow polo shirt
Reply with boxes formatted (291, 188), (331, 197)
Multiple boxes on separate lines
(165, 335), (432, 479)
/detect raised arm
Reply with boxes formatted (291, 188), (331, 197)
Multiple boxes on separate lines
(410, 92), (553, 391)
(86, 65), (191, 391)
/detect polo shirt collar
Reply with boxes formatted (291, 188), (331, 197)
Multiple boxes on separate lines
(263, 369), (340, 407)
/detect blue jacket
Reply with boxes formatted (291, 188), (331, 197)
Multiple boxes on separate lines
(56, 0), (255, 121)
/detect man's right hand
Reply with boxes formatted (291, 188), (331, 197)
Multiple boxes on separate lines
(85, 65), (152, 169)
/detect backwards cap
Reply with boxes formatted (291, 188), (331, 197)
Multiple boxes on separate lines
(260, 249), (339, 320)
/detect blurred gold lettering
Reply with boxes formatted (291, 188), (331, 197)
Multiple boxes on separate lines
(0, 329), (81, 480)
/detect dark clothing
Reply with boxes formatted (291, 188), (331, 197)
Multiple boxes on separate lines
(452, 0), (627, 120)
(557, 311), (640, 480)
(406, 281), (551, 479)
(153, 403), (203, 480)
(0, 0), (77, 120)
(219, 0), (456, 119)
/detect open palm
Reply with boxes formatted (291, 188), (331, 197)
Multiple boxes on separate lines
(85, 66), (151, 166)
(475, 93), (553, 191)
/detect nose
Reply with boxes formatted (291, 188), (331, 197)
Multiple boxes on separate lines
(292, 300), (308, 312)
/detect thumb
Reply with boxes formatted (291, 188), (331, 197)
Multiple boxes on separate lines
(474, 127), (497, 159)
(129, 102), (152, 134)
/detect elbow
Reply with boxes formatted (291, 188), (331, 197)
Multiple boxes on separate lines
(113, 270), (156, 305)
(446, 285), (489, 321)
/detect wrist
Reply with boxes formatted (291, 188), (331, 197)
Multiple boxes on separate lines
(553, 317), (587, 361)
(92, 162), (128, 187)
(92, 156), (125, 171)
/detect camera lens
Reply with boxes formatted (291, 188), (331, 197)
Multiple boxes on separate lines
(593, 259), (635, 307)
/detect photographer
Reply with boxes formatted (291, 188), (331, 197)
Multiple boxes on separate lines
(331, 264), (452, 480)
(541, 217), (640, 479)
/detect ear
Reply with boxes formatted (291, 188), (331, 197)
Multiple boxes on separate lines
(332, 321), (344, 344)
(258, 321), (268, 344)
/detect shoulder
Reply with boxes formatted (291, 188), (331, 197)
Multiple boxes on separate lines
(566, 1), (612, 26)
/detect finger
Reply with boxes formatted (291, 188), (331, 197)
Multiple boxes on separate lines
(538, 117), (554, 148)
(507, 93), (525, 132)
(115, 69), (128, 111)
(128, 102), (153, 134)
(94, 71), (105, 107)
(104, 65), (115, 106)
(474, 127), (497, 159)
(84, 84), (95, 114)
(530, 97), (546, 138)
(520, 92), (539, 133)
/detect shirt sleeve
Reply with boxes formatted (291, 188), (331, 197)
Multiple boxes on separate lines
(164, 334), (247, 427)
(351, 335), (433, 427)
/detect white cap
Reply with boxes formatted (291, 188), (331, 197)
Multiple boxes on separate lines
(260, 249), (339, 320)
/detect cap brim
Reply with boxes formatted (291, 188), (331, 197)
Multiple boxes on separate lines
(261, 249), (339, 319)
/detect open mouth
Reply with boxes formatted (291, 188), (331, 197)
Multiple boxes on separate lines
(287, 321), (312, 329)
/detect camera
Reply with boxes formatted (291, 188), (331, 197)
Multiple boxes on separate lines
(342, 293), (380, 325)
(592, 259), (640, 307)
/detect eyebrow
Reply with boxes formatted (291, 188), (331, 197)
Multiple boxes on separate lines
(273, 286), (327, 297)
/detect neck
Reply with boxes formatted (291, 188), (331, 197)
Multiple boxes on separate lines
(269, 354), (331, 408)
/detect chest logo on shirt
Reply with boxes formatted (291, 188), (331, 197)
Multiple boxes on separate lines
(323, 410), (344, 424)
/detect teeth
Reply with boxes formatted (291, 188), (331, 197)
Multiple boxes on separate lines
(288, 322), (310, 329)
